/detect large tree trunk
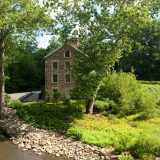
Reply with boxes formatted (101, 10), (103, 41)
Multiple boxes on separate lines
(0, 38), (5, 118)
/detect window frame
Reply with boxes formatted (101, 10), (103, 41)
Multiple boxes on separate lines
(65, 74), (71, 83)
(64, 50), (71, 58)
(64, 61), (71, 69)
(52, 61), (59, 70)
(52, 74), (58, 83)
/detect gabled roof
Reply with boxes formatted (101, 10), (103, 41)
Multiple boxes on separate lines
(44, 44), (82, 59)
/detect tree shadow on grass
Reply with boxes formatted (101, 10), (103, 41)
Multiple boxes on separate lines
(14, 101), (84, 134)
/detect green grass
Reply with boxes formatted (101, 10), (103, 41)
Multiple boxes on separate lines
(10, 83), (160, 159)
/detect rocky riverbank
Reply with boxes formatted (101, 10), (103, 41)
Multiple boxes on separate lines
(0, 108), (118, 160)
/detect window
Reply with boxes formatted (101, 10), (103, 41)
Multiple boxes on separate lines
(65, 61), (70, 69)
(64, 50), (70, 57)
(52, 62), (58, 69)
(65, 74), (70, 83)
(52, 74), (58, 82)
(53, 88), (58, 94)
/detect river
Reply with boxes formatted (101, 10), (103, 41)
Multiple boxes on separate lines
(0, 135), (72, 160)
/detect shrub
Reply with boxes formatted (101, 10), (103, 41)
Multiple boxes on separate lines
(67, 127), (83, 140)
(129, 134), (160, 159)
(94, 99), (116, 112)
(10, 100), (24, 109)
(136, 91), (158, 119)
(98, 72), (140, 116)
(10, 101), (84, 130)
(52, 91), (61, 102)
(118, 153), (133, 160)
(98, 72), (160, 118)
(63, 99), (71, 106)
(5, 93), (11, 106)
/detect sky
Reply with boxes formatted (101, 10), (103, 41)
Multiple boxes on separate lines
(37, 35), (53, 48)
(37, 0), (53, 49)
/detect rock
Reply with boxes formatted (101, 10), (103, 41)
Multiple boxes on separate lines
(110, 155), (118, 160)
(56, 153), (60, 157)
(33, 148), (37, 152)
(1, 107), (119, 160)
(19, 143), (25, 148)
(26, 144), (31, 149)
(101, 147), (115, 155)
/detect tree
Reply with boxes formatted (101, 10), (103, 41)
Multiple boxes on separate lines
(0, 0), (51, 117)
(6, 54), (40, 92)
(117, 20), (160, 81)
(4, 36), (60, 93)
(32, 37), (60, 90)
(46, 0), (154, 114)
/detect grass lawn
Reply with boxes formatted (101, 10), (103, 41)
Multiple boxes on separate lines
(10, 83), (160, 159)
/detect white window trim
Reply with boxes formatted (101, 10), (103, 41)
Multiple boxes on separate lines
(64, 73), (71, 83)
(52, 74), (59, 83)
(64, 61), (71, 69)
(64, 50), (71, 58)
(52, 60), (59, 70)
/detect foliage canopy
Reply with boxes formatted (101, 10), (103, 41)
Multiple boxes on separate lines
(45, 0), (157, 113)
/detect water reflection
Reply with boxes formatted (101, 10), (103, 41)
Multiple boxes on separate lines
(0, 136), (72, 160)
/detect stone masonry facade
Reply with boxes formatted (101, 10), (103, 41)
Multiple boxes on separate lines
(45, 43), (79, 99)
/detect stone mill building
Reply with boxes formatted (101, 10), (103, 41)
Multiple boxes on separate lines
(45, 39), (80, 99)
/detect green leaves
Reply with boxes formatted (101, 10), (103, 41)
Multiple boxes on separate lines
(0, 0), (52, 39)
(45, 0), (158, 102)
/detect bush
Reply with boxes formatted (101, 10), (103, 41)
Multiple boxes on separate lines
(98, 72), (160, 118)
(118, 153), (133, 160)
(94, 99), (116, 112)
(5, 93), (11, 106)
(10, 101), (84, 131)
(52, 91), (61, 102)
(98, 72), (140, 116)
(136, 91), (158, 119)
(129, 134), (160, 159)
(10, 100), (24, 109)
(63, 99), (71, 106)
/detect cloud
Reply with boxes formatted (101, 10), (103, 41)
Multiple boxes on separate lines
(37, 35), (53, 49)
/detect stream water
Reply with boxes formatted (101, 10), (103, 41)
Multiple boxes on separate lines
(0, 135), (72, 160)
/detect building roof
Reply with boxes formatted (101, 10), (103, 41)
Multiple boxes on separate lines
(44, 44), (82, 59)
